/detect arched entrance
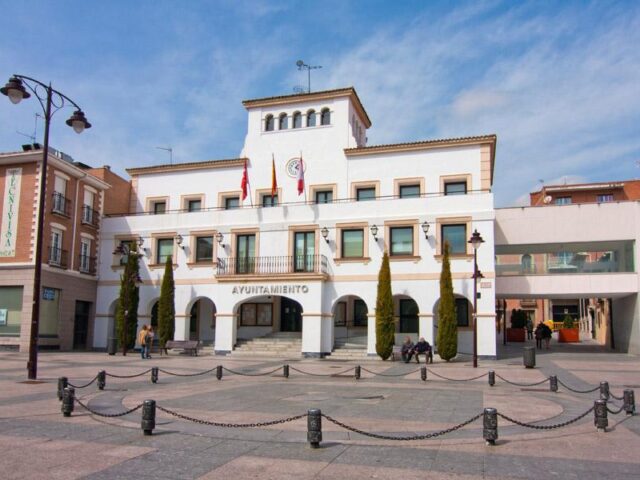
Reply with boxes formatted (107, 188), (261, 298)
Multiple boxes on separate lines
(187, 298), (216, 345)
(394, 295), (419, 343)
(332, 295), (368, 346)
(433, 294), (473, 353)
(234, 295), (303, 341)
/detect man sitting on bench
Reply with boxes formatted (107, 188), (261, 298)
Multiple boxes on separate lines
(413, 337), (433, 364)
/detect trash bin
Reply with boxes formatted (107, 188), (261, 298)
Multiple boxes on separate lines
(107, 337), (117, 356)
(523, 346), (536, 368)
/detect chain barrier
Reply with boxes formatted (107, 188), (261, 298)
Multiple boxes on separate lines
(495, 373), (549, 387)
(556, 379), (601, 394)
(360, 367), (421, 377)
(156, 405), (305, 428)
(497, 406), (594, 430)
(427, 369), (488, 382)
(606, 404), (624, 415)
(222, 366), (283, 377)
(67, 375), (98, 389)
(289, 366), (355, 377)
(322, 412), (483, 441)
(105, 369), (153, 379)
(610, 392), (625, 401)
(74, 397), (144, 418)
(157, 366), (217, 377)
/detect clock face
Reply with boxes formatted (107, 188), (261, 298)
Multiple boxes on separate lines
(285, 157), (305, 178)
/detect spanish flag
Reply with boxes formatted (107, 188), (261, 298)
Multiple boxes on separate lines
(271, 154), (277, 197)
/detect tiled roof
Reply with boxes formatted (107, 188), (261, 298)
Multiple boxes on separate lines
(344, 134), (497, 154)
(127, 158), (247, 175)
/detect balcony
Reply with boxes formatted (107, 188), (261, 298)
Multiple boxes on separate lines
(81, 205), (99, 228)
(78, 254), (96, 275)
(216, 255), (328, 280)
(48, 247), (68, 269)
(51, 192), (71, 217)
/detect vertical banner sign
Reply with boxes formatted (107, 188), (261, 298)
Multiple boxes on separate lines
(0, 168), (22, 257)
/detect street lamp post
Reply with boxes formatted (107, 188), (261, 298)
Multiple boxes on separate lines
(468, 229), (484, 368)
(1, 75), (91, 380)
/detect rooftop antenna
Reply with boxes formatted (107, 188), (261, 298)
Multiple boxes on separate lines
(156, 146), (173, 164)
(296, 60), (322, 93)
(16, 113), (41, 143)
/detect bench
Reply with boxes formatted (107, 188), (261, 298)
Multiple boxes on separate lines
(391, 345), (433, 363)
(162, 340), (200, 356)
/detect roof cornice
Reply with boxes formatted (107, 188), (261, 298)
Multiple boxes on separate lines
(344, 134), (497, 156)
(127, 158), (247, 176)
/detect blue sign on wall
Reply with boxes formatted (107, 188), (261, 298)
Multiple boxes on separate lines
(42, 288), (56, 301)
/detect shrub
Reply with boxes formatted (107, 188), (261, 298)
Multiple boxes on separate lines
(437, 242), (457, 361)
(375, 251), (395, 360)
(510, 309), (528, 329)
(115, 243), (141, 354)
(562, 314), (575, 329)
(158, 255), (176, 348)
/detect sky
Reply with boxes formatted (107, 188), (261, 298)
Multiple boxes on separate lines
(0, 0), (638, 207)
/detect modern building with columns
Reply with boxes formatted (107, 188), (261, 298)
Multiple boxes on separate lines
(94, 87), (497, 358)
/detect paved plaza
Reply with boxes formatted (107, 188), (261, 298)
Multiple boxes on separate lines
(1, 341), (639, 479)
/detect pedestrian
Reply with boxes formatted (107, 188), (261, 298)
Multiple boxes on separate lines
(541, 322), (552, 349)
(146, 326), (154, 359)
(138, 325), (148, 359)
(401, 336), (415, 363)
(413, 337), (433, 364)
(534, 322), (543, 349)
(526, 317), (534, 340)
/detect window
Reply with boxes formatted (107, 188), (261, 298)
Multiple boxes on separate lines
(153, 201), (166, 214)
(442, 224), (466, 254)
(315, 190), (333, 204)
(597, 194), (613, 203)
(334, 301), (346, 326)
(341, 229), (364, 258)
(320, 108), (331, 126)
(52, 175), (68, 215)
(307, 109), (316, 127)
(79, 239), (91, 273)
(455, 298), (470, 327)
(399, 184), (420, 198)
(294, 231), (315, 272)
(50, 229), (63, 266)
(195, 236), (213, 262)
(399, 299), (418, 333)
(356, 188), (375, 201)
(353, 299), (367, 326)
(117, 239), (136, 266)
(445, 182), (467, 196)
(240, 303), (273, 326)
(187, 199), (202, 212)
(225, 197), (239, 210)
(521, 254), (533, 273)
(265, 114), (274, 131)
(156, 238), (173, 264)
(390, 226), (414, 256)
(235, 234), (256, 274)
(555, 197), (572, 205)
(278, 113), (288, 130)
(292, 111), (302, 129)
(262, 194), (278, 207)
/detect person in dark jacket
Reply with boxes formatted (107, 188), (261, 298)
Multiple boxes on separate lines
(401, 336), (415, 363)
(414, 337), (433, 364)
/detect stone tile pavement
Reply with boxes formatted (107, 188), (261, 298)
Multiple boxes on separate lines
(0, 339), (639, 479)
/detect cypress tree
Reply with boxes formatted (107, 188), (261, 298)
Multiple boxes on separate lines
(375, 251), (395, 360)
(157, 255), (175, 349)
(437, 241), (458, 361)
(115, 243), (140, 355)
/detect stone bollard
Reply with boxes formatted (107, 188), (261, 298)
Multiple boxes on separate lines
(488, 370), (495, 387)
(57, 377), (68, 401)
(549, 375), (558, 392)
(62, 387), (75, 417)
(307, 409), (322, 448)
(594, 399), (608, 432)
(623, 390), (635, 415)
(216, 365), (223, 380)
(599, 381), (610, 401)
(141, 400), (156, 436)
(523, 346), (536, 368)
(354, 365), (361, 380)
(283, 364), (289, 379)
(483, 408), (498, 445)
(151, 367), (159, 384)
(97, 370), (106, 390)
(421, 366), (427, 382)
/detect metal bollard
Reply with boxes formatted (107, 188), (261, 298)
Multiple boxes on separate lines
(488, 370), (495, 387)
(61, 387), (75, 417)
(421, 366), (427, 382)
(523, 346), (536, 368)
(307, 408), (322, 448)
(599, 381), (610, 401)
(483, 408), (498, 445)
(216, 365), (223, 380)
(141, 400), (156, 436)
(283, 364), (289, 379)
(97, 370), (106, 390)
(549, 375), (558, 392)
(623, 389), (635, 415)
(57, 376), (68, 401)
(594, 399), (608, 432)
(151, 367), (158, 384)
(354, 365), (361, 380)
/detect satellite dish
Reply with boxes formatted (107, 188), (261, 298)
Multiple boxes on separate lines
(543, 195), (552, 204)
(296, 60), (304, 67)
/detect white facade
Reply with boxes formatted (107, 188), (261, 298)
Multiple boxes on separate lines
(95, 88), (497, 358)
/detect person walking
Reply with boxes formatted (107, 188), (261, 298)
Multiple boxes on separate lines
(541, 322), (553, 349)
(526, 317), (534, 340)
(138, 325), (148, 359)
(145, 326), (155, 359)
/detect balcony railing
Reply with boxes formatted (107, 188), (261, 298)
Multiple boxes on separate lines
(51, 192), (71, 217)
(81, 205), (99, 228)
(216, 255), (328, 276)
(78, 254), (96, 275)
(48, 247), (68, 269)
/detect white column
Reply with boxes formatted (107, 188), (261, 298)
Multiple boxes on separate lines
(302, 314), (323, 357)
(367, 314), (376, 355)
(174, 315), (189, 341)
(214, 313), (236, 353)
(419, 314), (434, 345)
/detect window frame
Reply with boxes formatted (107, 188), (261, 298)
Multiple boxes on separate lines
(555, 196), (572, 205)
(394, 177), (424, 199)
(292, 111), (302, 129)
(436, 217), (472, 257)
(389, 226), (415, 257)
(455, 297), (470, 327)
(306, 109), (316, 127)
(444, 181), (467, 196)
(441, 224), (467, 255)
(156, 237), (174, 264)
(218, 191), (243, 209)
(309, 184), (337, 205)
(146, 196), (169, 215)
(195, 235), (214, 263)
(439, 174), (471, 196)
(278, 112), (288, 130)
(351, 181), (379, 202)
(320, 108), (331, 126)
(596, 194), (613, 203)
(341, 229), (365, 259)
(264, 114), (274, 132)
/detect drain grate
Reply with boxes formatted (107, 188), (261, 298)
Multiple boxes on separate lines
(19, 380), (47, 384)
